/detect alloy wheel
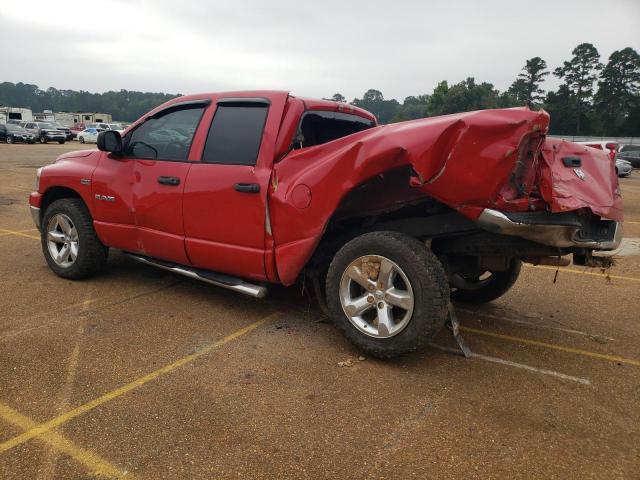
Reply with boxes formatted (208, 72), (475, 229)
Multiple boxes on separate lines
(339, 255), (414, 338)
(46, 214), (79, 268)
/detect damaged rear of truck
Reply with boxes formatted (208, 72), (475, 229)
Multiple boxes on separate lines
(269, 105), (622, 357)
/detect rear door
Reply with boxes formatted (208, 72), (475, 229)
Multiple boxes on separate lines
(183, 95), (287, 281)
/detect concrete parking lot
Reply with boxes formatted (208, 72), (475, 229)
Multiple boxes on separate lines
(0, 143), (638, 479)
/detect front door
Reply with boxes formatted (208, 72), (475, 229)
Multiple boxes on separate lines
(93, 101), (207, 264)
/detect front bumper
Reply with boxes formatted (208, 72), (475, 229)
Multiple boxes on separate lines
(478, 208), (623, 250)
(12, 135), (35, 142)
(30, 206), (41, 231)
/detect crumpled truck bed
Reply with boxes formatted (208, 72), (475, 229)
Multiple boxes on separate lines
(269, 107), (622, 284)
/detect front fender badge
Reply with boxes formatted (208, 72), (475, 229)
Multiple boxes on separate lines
(573, 168), (586, 181)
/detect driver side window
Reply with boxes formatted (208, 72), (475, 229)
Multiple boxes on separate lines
(124, 106), (204, 161)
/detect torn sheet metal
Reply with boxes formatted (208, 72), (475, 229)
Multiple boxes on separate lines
(269, 107), (620, 285)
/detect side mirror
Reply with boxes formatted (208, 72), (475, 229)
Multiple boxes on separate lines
(98, 130), (123, 155)
(605, 142), (617, 151)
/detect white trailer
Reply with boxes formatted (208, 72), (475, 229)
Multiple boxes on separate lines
(73, 112), (113, 125)
(0, 107), (34, 124)
(54, 112), (76, 127)
(34, 111), (56, 122)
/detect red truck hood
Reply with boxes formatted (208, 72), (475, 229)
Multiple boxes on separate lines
(54, 149), (97, 161)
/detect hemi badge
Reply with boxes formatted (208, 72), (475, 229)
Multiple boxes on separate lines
(80, 178), (91, 185)
(573, 168), (586, 181)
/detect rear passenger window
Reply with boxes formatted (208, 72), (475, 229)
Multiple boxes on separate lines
(202, 103), (269, 165)
(124, 106), (204, 161)
(295, 111), (375, 149)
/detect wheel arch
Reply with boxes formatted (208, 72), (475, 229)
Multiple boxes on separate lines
(40, 186), (86, 221)
(276, 166), (468, 285)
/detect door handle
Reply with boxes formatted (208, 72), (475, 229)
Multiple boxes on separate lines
(158, 176), (180, 186)
(234, 183), (260, 194)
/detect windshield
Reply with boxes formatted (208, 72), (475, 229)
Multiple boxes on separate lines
(109, 124), (122, 130)
(39, 122), (56, 129)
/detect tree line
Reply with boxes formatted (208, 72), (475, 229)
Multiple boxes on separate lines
(0, 83), (179, 123)
(0, 43), (638, 135)
(333, 44), (640, 136)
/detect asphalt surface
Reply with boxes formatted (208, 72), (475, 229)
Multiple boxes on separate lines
(0, 142), (638, 479)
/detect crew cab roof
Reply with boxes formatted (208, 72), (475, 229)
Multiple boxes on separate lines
(140, 90), (377, 124)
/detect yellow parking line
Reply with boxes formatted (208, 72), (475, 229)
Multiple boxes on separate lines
(0, 403), (131, 478)
(0, 228), (37, 237)
(0, 314), (275, 454)
(525, 264), (640, 283)
(460, 326), (640, 367)
(0, 228), (39, 240)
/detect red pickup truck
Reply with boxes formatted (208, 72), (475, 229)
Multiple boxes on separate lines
(29, 91), (623, 358)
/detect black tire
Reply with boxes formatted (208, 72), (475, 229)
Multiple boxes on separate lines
(41, 198), (108, 279)
(79, 136), (85, 144)
(6, 136), (14, 144)
(326, 231), (449, 359)
(450, 259), (521, 304)
(58, 140), (65, 144)
(40, 135), (47, 144)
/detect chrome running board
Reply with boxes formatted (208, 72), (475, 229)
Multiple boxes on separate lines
(124, 253), (268, 298)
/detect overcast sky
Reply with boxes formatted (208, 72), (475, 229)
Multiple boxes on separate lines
(2, 0), (639, 102)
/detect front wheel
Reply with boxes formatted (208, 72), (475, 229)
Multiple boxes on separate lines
(79, 136), (85, 144)
(41, 198), (108, 279)
(326, 231), (449, 358)
(58, 139), (65, 144)
(6, 136), (13, 144)
(450, 259), (521, 304)
(39, 135), (47, 144)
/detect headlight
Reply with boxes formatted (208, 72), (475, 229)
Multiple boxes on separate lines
(35, 168), (42, 192)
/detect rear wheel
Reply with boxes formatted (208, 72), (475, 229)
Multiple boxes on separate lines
(6, 136), (13, 144)
(39, 135), (47, 144)
(450, 259), (521, 304)
(41, 198), (108, 279)
(326, 231), (449, 358)
(58, 139), (65, 144)
(79, 136), (85, 144)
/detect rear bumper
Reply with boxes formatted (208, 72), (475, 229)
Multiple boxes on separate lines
(477, 208), (623, 250)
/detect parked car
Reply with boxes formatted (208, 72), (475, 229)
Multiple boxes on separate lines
(77, 128), (101, 144)
(616, 158), (633, 177)
(53, 123), (75, 141)
(105, 123), (124, 132)
(0, 123), (36, 143)
(87, 122), (110, 130)
(617, 145), (640, 168)
(70, 123), (86, 138)
(21, 121), (66, 144)
(29, 92), (623, 358)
